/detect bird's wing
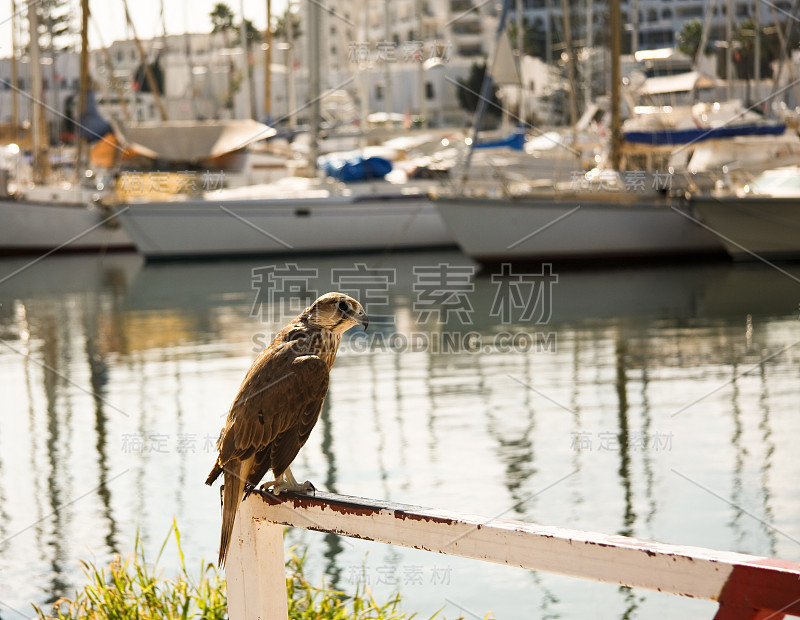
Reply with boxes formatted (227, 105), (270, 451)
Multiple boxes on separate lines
(268, 397), (326, 477)
(217, 342), (330, 467)
(245, 393), (326, 488)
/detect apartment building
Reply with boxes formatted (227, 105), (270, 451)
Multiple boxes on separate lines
(515, 0), (787, 52)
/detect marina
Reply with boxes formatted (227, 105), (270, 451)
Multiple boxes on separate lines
(1, 0), (800, 617)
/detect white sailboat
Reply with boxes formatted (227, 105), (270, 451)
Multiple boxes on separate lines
(432, 0), (725, 264)
(0, 0), (133, 255)
(1, 183), (132, 255)
(435, 187), (722, 264)
(690, 165), (800, 261)
(112, 0), (454, 260)
(114, 176), (452, 260)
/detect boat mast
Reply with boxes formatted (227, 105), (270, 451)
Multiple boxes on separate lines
(358, 0), (369, 148)
(285, 0), (297, 129)
(27, 0), (49, 184)
(696, 0), (716, 74)
(239, 0), (255, 119)
(416, 0), (427, 127)
(383, 0), (392, 117)
(584, 0), (593, 110)
(307, 0), (321, 175)
(10, 0), (20, 145)
(264, 0), (272, 121)
(91, 23), (132, 122)
(560, 0), (579, 158)
(545, 0), (552, 67)
(752, 1), (762, 104)
(122, 0), (169, 121)
(560, 0), (578, 129)
(516, 0), (523, 125)
(609, 0), (621, 170)
(460, 0), (512, 188)
(725, 0), (733, 99)
(75, 0), (89, 180)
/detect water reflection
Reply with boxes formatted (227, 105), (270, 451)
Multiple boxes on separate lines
(42, 316), (69, 604)
(756, 364), (778, 557)
(614, 339), (640, 620)
(82, 297), (119, 557)
(318, 398), (345, 590)
(614, 338), (635, 539)
(0, 252), (799, 618)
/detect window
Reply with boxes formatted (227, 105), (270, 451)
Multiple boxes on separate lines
(425, 81), (434, 99)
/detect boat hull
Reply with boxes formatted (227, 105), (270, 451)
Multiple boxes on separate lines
(116, 194), (455, 259)
(0, 199), (134, 255)
(691, 195), (800, 260)
(434, 193), (725, 263)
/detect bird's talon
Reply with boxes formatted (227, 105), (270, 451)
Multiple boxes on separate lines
(270, 481), (290, 495)
(269, 480), (314, 496)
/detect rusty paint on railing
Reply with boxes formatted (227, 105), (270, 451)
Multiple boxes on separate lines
(224, 489), (800, 620)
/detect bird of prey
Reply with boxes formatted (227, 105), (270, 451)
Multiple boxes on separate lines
(206, 292), (368, 567)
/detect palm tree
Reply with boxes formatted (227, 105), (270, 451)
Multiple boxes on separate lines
(210, 2), (236, 34)
(273, 8), (302, 40)
(677, 19), (704, 62)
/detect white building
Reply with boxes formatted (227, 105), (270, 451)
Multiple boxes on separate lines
(1, 0), (797, 140)
(289, 0), (496, 125)
(0, 51), (80, 141)
(513, 0), (790, 53)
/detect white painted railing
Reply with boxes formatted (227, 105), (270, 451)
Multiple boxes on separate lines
(225, 490), (800, 620)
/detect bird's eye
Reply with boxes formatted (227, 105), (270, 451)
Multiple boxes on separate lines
(337, 300), (350, 313)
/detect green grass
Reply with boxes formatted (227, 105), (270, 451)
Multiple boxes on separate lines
(32, 519), (439, 620)
(286, 551), (414, 620)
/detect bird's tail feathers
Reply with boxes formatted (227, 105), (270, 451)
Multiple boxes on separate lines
(218, 463), (247, 568)
(205, 462), (223, 486)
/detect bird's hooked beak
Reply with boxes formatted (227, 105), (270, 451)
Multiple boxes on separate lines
(353, 306), (369, 331)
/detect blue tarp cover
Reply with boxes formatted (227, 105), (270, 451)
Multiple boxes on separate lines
(474, 131), (526, 151)
(322, 155), (393, 181)
(78, 91), (113, 143)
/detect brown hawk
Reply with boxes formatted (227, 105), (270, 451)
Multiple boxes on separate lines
(205, 292), (368, 566)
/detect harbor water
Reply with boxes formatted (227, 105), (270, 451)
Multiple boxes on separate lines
(1, 250), (799, 619)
